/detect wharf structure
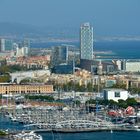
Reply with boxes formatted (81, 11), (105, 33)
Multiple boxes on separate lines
(0, 84), (53, 94)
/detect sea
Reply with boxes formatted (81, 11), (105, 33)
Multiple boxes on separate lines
(31, 40), (140, 59)
(40, 131), (140, 140)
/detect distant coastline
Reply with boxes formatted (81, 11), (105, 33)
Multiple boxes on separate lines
(31, 40), (140, 59)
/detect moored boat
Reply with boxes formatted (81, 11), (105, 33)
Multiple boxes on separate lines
(13, 131), (43, 140)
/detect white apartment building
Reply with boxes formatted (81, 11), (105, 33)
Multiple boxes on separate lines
(103, 88), (128, 102)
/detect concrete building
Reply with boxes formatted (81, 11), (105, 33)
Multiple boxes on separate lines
(16, 46), (28, 57)
(126, 60), (140, 72)
(7, 56), (50, 69)
(0, 39), (13, 52)
(4, 39), (13, 51)
(120, 75), (140, 89)
(0, 39), (6, 52)
(114, 59), (140, 72)
(113, 60), (126, 71)
(16, 39), (30, 57)
(10, 70), (51, 84)
(80, 59), (93, 72)
(105, 80), (116, 88)
(0, 84), (53, 94)
(103, 88), (128, 102)
(97, 60), (103, 75)
(80, 23), (93, 60)
(82, 60), (117, 74)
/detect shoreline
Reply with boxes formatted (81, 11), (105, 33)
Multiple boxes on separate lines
(32, 127), (140, 133)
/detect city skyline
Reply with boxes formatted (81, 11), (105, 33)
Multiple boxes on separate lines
(0, 0), (140, 36)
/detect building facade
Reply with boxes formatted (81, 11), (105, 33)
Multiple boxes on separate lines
(15, 39), (30, 57)
(0, 39), (13, 52)
(0, 39), (6, 52)
(0, 84), (53, 94)
(80, 23), (93, 60)
(103, 89), (128, 102)
(126, 61), (140, 72)
(114, 59), (140, 72)
(51, 45), (68, 66)
(51, 63), (74, 74)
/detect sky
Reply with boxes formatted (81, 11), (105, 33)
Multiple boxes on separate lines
(0, 0), (140, 36)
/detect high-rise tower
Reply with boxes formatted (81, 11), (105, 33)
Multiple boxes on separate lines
(0, 39), (5, 52)
(51, 45), (68, 66)
(80, 23), (93, 60)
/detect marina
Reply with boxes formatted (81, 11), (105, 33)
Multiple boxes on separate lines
(0, 103), (140, 133)
(0, 92), (140, 140)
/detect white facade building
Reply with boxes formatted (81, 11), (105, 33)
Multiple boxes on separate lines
(15, 40), (30, 57)
(126, 61), (140, 72)
(103, 88), (128, 102)
(115, 60), (122, 70)
(114, 59), (140, 72)
(10, 70), (51, 83)
(16, 46), (28, 57)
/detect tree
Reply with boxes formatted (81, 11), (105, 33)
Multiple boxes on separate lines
(108, 100), (118, 109)
(0, 130), (7, 136)
(86, 99), (96, 105)
(25, 95), (54, 101)
(118, 99), (127, 108)
(0, 66), (10, 74)
(126, 98), (137, 106)
(128, 87), (140, 94)
(99, 100), (109, 106)
(74, 100), (81, 106)
(0, 74), (11, 82)
(20, 78), (30, 84)
(86, 83), (93, 92)
(111, 83), (126, 89)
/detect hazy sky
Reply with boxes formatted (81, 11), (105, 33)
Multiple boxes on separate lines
(0, 0), (140, 36)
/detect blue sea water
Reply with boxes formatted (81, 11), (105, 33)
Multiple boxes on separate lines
(95, 41), (140, 59)
(40, 131), (140, 140)
(31, 40), (140, 59)
(0, 114), (24, 130)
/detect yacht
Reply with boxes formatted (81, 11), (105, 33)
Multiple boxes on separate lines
(134, 125), (140, 131)
(13, 131), (43, 140)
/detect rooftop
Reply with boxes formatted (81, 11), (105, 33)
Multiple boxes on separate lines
(103, 88), (127, 92)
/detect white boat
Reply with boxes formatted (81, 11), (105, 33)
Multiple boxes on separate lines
(134, 125), (140, 131)
(13, 131), (43, 140)
(110, 129), (113, 133)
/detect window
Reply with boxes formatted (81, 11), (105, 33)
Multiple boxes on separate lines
(115, 92), (120, 97)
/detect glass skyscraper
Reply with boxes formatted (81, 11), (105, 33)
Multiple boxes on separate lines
(0, 39), (13, 52)
(80, 23), (93, 60)
(51, 45), (68, 66)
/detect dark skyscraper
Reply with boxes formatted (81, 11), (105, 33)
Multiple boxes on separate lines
(51, 45), (68, 66)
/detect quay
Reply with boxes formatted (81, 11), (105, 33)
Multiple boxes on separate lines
(7, 126), (140, 134)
